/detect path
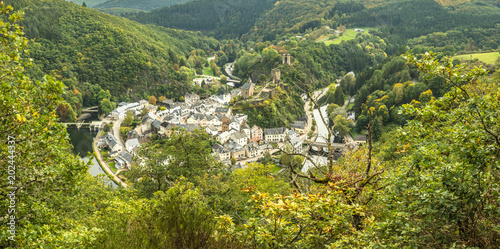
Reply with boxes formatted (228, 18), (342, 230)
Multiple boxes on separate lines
(93, 129), (128, 188)
(113, 117), (125, 148)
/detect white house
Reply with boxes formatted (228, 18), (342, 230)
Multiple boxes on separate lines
(230, 131), (248, 147)
(125, 138), (140, 153)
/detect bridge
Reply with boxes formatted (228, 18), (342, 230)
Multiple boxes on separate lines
(305, 141), (347, 159)
(63, 121), (103, 131)
(81, 106), (98, 113)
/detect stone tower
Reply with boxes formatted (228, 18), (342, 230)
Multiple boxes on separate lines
(282, 53), (291, 65)
(271, 68), (281, 84)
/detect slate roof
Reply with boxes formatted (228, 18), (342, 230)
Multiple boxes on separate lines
(231, 131), (247, 140)
(117, 151), (133, 164)
(290, 121), (307, 129)
(212, 143), (230, 154)
(215, 107), (229, 113)
(264, 127), (286, 135)
(245, 142), (259, 151)
(225, 140), (244, 152)
(125, 138), (140, 149)
(241, 83), (254, 90)
(355, 135), (367, 142)
(185, 124), (201, 132)
(152, 119), (162, 130)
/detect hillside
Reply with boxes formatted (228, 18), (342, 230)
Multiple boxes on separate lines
(245, 0), (500, 42)
(94, 0), (195, 12)
(6, 0), (218, 103)
(124, 0), (277, 39)
(66, 0), (107, 7)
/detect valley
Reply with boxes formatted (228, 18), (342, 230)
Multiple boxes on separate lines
(2, 0), (500, 248)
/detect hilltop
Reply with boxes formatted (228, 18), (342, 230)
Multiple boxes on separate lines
(7, 0), (218, 102)
(94, 0), (195, 13)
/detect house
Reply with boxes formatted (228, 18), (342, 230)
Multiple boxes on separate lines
(212, 143), (231, 162)
(205, 125), (219, 136)
(264, 127), (287, 142)
(258, 143), (273, 156)
(290, 120), (307, 135)
(230, 131), (248, 147)
(229, 120), (241, 131)
(184, 93), (200, 104)
(245, 142), (260, 158)
(241, 123), (251, 138)
(206, 115), (222, 127)
(249, 125), (263, 143)
(217, 131), (231, 144)
(125, 138), (140, 153)
(151, 119), (162, 133)
(98, 133), (122, 155)
(127, 129), (140, 140)
(139, 100), (148, 109)
(225, 140), (246, 160)
(115, 151), (133, 169)
(354, 135), (367, 146)
(284, 137), (303, 154)
(241, 82), (255, 99)
(215, 107), (231, 116)
(286, 129), (297, 140)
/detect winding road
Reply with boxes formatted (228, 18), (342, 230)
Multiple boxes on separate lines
(93, 128), (128, 188)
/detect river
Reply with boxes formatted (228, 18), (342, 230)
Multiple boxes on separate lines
(66, 127), (118, 188)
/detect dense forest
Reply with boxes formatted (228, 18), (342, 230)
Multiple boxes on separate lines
(94, 0), (194, 12)
(1, 0), (500, 248)
(125, 0), (277, 39)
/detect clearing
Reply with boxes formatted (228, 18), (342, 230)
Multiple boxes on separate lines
(453, 52), (500, 65)
(317, 28), (375, 45)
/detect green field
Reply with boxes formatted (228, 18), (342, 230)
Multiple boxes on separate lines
(320, 28), (374, 45)
(453, 52), (500, 65)
(203, 67), (214, 76)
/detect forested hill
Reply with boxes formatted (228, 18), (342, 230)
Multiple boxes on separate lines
(246, 0), (500, 42)
(6, 0), (218, 103)
(124, 0), (277, 39)
(94, 0), (195, 12)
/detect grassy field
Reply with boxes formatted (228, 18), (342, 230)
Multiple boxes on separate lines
(321, 28), (375, 45)
(203, 67), (214, 76)
(272, 165), (283, 174)
(453, 52), (500, 65)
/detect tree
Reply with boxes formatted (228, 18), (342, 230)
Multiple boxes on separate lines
(373, 53), (500, 247)
(333, 86), (345, 106)
(220, 74), (227, 85)
(148, 95), (157, 105)
(0, 4), (105, 247)
(158, 96), (167, 102)
(333, 115), (351, 137)
(123, 110), (134, 126)
(130, 129), (223, 197)
(99, 98), (116, 115)
(230, 157), (236, 165)
(82, 2), (87, 7)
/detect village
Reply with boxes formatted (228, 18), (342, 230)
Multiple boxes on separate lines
(96, 54), (367, 176)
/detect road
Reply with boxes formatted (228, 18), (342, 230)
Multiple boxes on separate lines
(224, 62), (240, 80)
(298, 87), (328, 142)
(93, 129), (128, 188)
(112, 117), (125, 148)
